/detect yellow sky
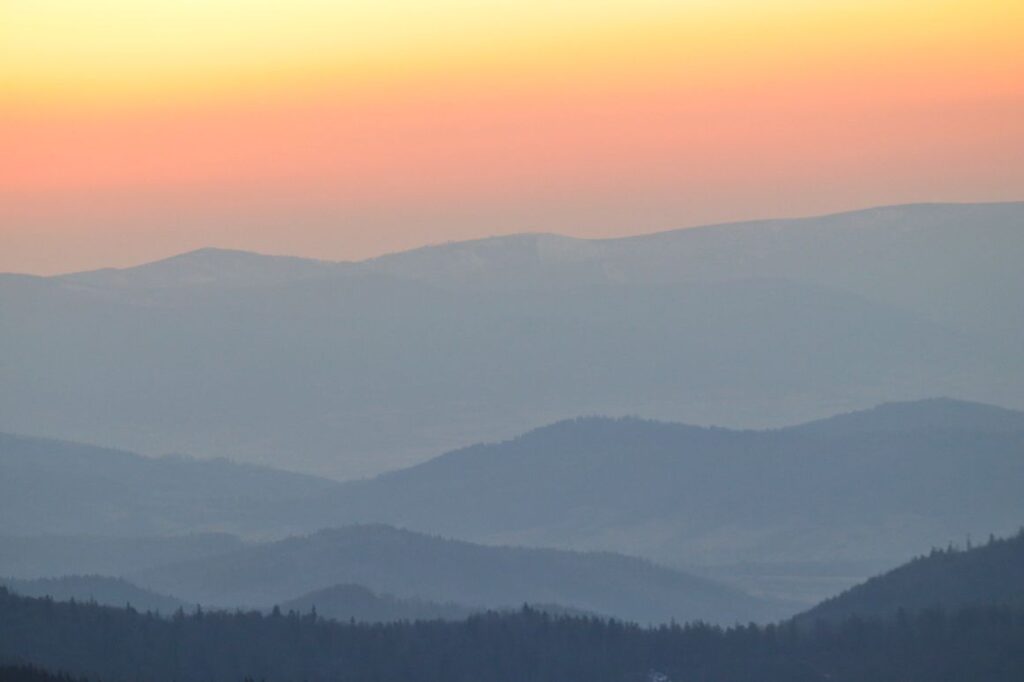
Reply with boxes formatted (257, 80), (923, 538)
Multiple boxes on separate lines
(4, 0), (1020, 106)
(1, 0), (1022, 273)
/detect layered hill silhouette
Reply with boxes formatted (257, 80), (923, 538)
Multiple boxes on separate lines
(327, 399), (1024, 544)
(2, 202), (1021, 478)
(128, 524), (782, 625)
(3, 398), (1022, 604)
(798, 530), (1024, 625)
(323, 398), (1024, 601)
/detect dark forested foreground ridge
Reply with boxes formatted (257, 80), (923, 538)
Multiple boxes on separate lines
(798, 529), (1024, 625)
(1, 588), (1023, 682)
(0, 666), (89, 682)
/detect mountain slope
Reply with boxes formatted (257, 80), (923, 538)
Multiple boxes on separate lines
(130, 525), (785, 625)
(798, 530), (1024, 625)
(1, 202), (1021, 478)
(3, 400), (1022, 606)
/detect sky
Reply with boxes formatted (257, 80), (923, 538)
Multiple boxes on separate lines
(2, 0), (1022, 274)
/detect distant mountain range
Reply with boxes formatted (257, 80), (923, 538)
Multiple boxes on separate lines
(3, 398), (1023, 604)
(2, 202), (1021, 478)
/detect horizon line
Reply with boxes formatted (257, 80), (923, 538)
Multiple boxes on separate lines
(7, 198), (1022, 279)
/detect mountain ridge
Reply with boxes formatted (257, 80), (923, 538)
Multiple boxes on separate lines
(38, 200), (1024, 283)
(3, 201), (1021, 477)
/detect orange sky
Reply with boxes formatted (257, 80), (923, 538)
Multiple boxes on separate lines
(2, 0), (1023, 274)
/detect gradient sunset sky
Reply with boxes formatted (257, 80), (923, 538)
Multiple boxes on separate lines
(2, 0), (1022, 274)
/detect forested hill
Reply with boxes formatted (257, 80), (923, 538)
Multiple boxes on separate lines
(1, 587), (1022, 682)
(798, 530), (1024, 625)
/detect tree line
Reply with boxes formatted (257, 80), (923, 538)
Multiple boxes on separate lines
(1, 587), (1022, 682)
